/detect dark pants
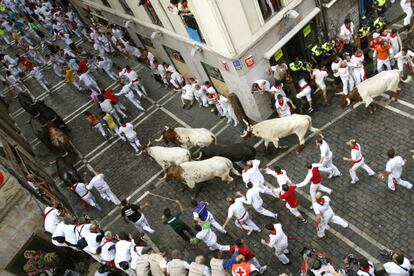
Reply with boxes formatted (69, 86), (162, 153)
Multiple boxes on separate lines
(175, 224), (194, 242)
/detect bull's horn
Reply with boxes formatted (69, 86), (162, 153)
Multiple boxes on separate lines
(242, 119), (250, 126)
(154, 135), (164, 142)
(346, 98), (351, 107)
(194, 152), (202, 160)
(164, 126), (169, 130)
(147, 140), (151, 146)
(240, 130), (248, 138)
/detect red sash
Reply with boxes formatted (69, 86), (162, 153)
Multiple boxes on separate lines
(43, 208), (54, 223)
(311, 167), (322, 184)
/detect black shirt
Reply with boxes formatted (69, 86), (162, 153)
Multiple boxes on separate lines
(121, 204), (142, 222)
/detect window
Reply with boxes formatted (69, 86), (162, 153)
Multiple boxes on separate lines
(257, 0), (281, 21)
(139, 0), (163, 26)
(118, 0), (134, 16)
(201, 62), (224, 82)
(101, 0), (111, 7)
(164, 46), (185, 62)
(168, 1), (204, 43)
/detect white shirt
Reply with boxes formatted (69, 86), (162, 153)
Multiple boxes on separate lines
(384, 258), (411, 276)
(338, 65), (350, 79)
(394, 50), (414, 69)
(100, 238), (116, 262)
(340, 23), (355, 44)
(182, 84), (195, 98)
(268, 223), (288, 248)
(130, 244), (143, 270)
(114, 240), (133, 264)
(206, 86), (217, 97)
(52, 222), (77, 245)
(147, 52), (155, 65)
(72, 182), (89, 197)
(87, 174), (110, 191)
(266, 169), (291, 187)
(31, 67), (43, 80)
(84, 231), (102, 254)
(116, 83), (135, 99)
(195, 226), (217, 247)
(385, 156), (405, 178)
(100, 99), (115, 113)
(125, 69), (139, 82)
(275, 97), (291, 117)
(98, 58), (113, 71)
(269, 85), (286, 98)
(254, 80), (270, 91)
(243, 186), (264, 207)
(79, 73), (96, 86)
(227, 197), (248, 220)
(320, 140), (333, 159)
(351, 54), (364, 68)
(242, 160), (264, 187)
(312, 69), (328, 86)
(63, 33), (73, 45)
(401, 0), (412, 11)
(43, 207), (61, 234)
(331, 59), (342, 77)
(356, 261), (376, 276)
(170, 71), (183, 83)
(119, 123), (136, 140)
(312, 196), (334, 221)
(351, 143), (363, 161)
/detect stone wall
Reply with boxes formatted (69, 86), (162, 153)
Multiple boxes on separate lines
(0, 163), (47, 274)
(323, 0), (360, 39)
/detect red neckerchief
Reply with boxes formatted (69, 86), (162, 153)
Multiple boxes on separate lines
(333, 59), (340, 64)
(340, 64), (347, 68)
(276, 171), (283, 175)
(126, 68), (131, 73)
(361, 267), (370, 273)
(278, 99), (284, 106)
(352, 144), (359, 151)
(121, 123), (126, 127)
(270, 229), (277, 235)
(389, 33), (397, 38)
(354, 52), (362, 57)
(317, 198), (325, 205)
(345, 24), (351, 30)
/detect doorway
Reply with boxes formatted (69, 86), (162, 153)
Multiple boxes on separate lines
(201, 62), (229, 96)
(164, 46), (192, 78)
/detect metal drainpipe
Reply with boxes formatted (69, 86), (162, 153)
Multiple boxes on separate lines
(210, 0), (237, 56)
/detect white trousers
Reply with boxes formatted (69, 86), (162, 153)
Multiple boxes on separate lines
(98, 187), (121, 205)
(226, 106), (239, 127)
(286, 203), (301, 217)
(310, 183), (332, 203)
(349, 160), (375, 183)
(207, 242), (230, 251)
(273, 243), (290, 264)
(253, 203), (277, 218)
(126, 95), (145, 111)
(93, 123), (107, 138)
(387, 175), (413, 191)
(133, 214), (155, 233)
(234, 212), (260, 232)
(352, 67), (365, 85)
(322, 156), (341, 178)
(296, 87), (312, 101)
(206, 212), (227, 233)
(317, 213), (348, 238)
(82, 192), (101, 210)
(103, 68), (118, 81)
(340, 76), (354, 94)
(402, 5), (413, 26)
(377, 59), (391, 72)
(114, 103), (128, 118)
(195, 93), (209, 107)
(123, 135), (141, 152)
(52, 64), (63, 77)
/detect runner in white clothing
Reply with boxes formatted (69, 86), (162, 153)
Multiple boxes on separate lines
(125, 66), (147, 96)
(116, 82), (145, 112)
(316, 134), (341, 178)
(261, 223), (290, 264)
(79, 71), (101, 94)
(400, 0), (413, 27)
(379, 149), (412, 191)
(181, 83), (195, 108)
(350, 49), (365, 85)
(264, 166), (292, 187)
(97, 56), (118, 81)
(118, 120), (141, 153)
(237, 183), (277, 218)
(312, 66), (330, 105)
(313, 192), (348, 239)
(43, 204), (61, 235)
(296, 162), (332, 204)
(87, 172), (121, 205)
(296, 78), (313, 113)
(30, 66), (50, 92)
(192, 223), (230, 251)
(343, 139), (375, 184)
(275, 94), (295, 117)
(222, 196), (261, 235)
(242, 160), (274, 197)
(70, 181), (102, 210)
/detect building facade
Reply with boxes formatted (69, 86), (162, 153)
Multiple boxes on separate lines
(71, 0), (358, 122)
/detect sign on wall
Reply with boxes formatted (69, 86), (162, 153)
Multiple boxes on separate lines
(245, 55), (255, 68)
(233, 60), (243, 70)
(303, 24), (312, 38)
(273, 49), (283, 61)
(222, 61), (230, 71)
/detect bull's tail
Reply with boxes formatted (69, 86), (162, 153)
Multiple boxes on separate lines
(304, 115), (319, 133)
(223, 157), (241, 176)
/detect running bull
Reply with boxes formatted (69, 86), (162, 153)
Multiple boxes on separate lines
(55, 157), (82, 186)
(155, 126), (216, 148)
(241, 114), (319, 152)
(341, 70), (401, 113)
(164, 156), (240, 195)
(142, 142), (191, 168)
(194, 143), (256, 162)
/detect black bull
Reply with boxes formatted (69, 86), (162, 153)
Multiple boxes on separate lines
(56, 157), (81, 186)
(196, 143), (256, 162)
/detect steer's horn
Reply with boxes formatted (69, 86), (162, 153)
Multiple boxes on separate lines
(154, 135), (164, 142)
(240, 130), (248, 138)
(346, 98), (351, 107)
(164, 126), (169, 130)
(194, 152), (202, 160)
(242, 119), (250, 126)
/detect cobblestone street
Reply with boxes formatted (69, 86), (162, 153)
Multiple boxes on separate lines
(4, 22), (414, 276)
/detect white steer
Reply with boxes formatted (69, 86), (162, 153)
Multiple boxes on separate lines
(142, 144), (191, 168)
(241, 114), (319, 151)
(341, 70), (401, 112)
(164, 156), (240, 191)
(155, 126), (216, 148)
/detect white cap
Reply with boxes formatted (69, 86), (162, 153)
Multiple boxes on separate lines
(373, 32), (380, 39)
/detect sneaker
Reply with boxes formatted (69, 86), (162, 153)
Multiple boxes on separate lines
(308, 107), (314, 113)
(351, 180), (359, 184)
(247, 230), (253, 236)
(259, 265), (267, 274)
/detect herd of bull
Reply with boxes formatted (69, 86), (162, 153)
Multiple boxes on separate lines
(21, 70), (402, 202)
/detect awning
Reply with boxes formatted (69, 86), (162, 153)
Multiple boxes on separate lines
(263, 7), (320, 60)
